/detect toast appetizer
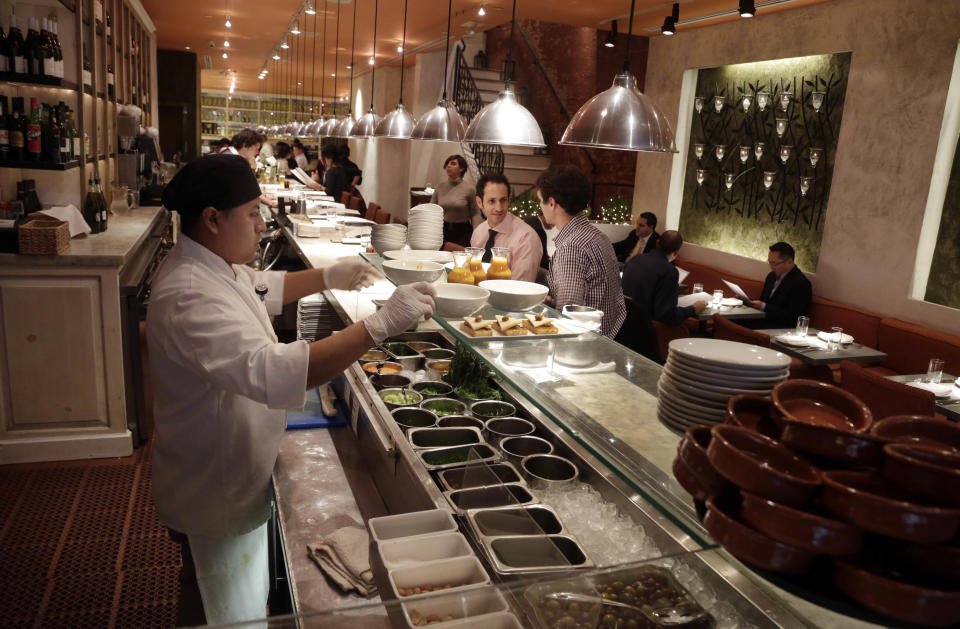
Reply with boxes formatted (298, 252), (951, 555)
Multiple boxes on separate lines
(495, 315), (528, 336)
(460, 314), (494, 337)
(524, 312), (559, 335)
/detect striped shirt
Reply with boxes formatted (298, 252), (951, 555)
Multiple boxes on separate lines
(547, 214), (626, 337)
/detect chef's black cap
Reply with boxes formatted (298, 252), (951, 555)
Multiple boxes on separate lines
(162, 154), (261, 229)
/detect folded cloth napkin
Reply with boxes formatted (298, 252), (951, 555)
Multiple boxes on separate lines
(40, 205), (89, 236)
(307, 525), (378, 597)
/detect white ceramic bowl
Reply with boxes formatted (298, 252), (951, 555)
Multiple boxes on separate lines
(478, 280), (549, 311)
(382, 260), (445, 285)
(434, 283), (490, 317)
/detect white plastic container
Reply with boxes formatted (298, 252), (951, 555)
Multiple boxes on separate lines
(388, 556), (490, 599)
(400, 590), (510, 628)
(367, 509), (457, 543)
(379, 532), (474, 569)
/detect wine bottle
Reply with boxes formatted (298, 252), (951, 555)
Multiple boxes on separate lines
(68, 109), (79, 159)
(0, 16), (8, 73)
(43, 104), (61, 163)
(40, 18), (52, 77)
(50, 16), (63, 78)
(57, 102), (69, 162)
(0, 96), (9, 161)
(25, 17), (40, 76)
(9, 97), (24, 160)
(23, 179), (41, 214)
(26, 97), (41, 160)
(94, 174), (107, 231)
(8, 11), (25, 74)
(83, 176), (100, 233)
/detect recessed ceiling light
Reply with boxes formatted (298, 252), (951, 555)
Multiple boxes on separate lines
(222, 51), (228, 58)
(185, 45), (191, 50)
(273, 53), (281, 60)
(478, 5), (485, 16)
(368, 57), (374, 65)
(225, 17), (231, 27)
(346, 64), (352, 69)
(281, 40), (289, 49)
(305, 1), (316, 15)
(397, 45), (402, 53)
(223, 40), (230, 47)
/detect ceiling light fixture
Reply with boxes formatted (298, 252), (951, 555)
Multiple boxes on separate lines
(662, 3), (678, 35)
(410, 0), (466, 141)
(352, 0), (383, 137)
(291, 19), (300, 35)
(739, 0), (755, 17)
(464, 0), (545, 147)
(368, 57), (374, 65)
(376, 0), (416, 138)
(560, 0), (676, 152)
(281, 39), (289, 49)
(346, 64), (352, 69)
(604, 19), (617, 47)
(273, 52), (281, 60)
(396, 44), (402, 53)
(222, 51), (228, 59)
(305, 1), (316, 15)
(185, 45), (191, 50)
(225, 17), (231, 28)
(478, 5), (485, 16)
(223, 40), (230, 47)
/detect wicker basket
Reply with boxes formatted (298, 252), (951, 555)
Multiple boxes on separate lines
(18, 214), (71, 255)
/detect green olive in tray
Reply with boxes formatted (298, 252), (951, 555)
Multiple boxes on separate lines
(379, 390), (421, 405)
(383, 342), (418, 356)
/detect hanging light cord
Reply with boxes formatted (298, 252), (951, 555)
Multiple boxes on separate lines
(504, 0), (518, 88)
(334, 0), (341, 114)
(320, 0), (327, 116)
(623, 0), (636, 73)
(398, 0), (407, 105)
(310, 4), (317, 118)
(348, 0), (356, 116)
(440, 0), (453, 99)
(369, 0), (378, 113)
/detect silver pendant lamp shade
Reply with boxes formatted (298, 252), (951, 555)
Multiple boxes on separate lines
(333, 115), (356, 138)
(319, 116), (340, 137)
(560, 0), (676, 152)
(463, 0), (544, 148)
(410, 99), (466, 141)
(376, 103), (417, 138)
(464, 87), (545, 147)
(351, 109), (382, 137)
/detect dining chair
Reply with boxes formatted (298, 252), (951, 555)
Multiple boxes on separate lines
(341, 192), (352, 206)
(442, 242), (466, 252)
(614, 297), (660, 364)
(652, 320), (690, 363)
(391, 216), (408, 226)
(839, 360), (938, 420)
(713, 315), (833, 382)
(374, 209), (391, 225)
(348, 195), (364, 213)
(365, 202), (379, 222)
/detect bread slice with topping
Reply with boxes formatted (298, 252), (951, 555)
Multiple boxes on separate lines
(523, 312), (559, 334)
(495, 315), (528, 336)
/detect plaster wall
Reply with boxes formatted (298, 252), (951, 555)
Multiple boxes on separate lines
(634, 0), (960, 334)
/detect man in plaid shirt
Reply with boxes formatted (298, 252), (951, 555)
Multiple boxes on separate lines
(536, 165), (626, 338)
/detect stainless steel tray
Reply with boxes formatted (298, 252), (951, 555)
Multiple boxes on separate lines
(443, 483), (535, 515)
(437, 462), (525, 492)
(465, 504), (566, 539)
(407, 426), (484, 451)
(483, 534), (595, 575)
(416, 443), (502, 471)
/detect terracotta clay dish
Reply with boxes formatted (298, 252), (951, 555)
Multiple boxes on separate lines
(678, 426), (737, 497)
(772, 379), (873, 432)
(703, 497), (817, 575)
(821, 470), (960, 543)
(672, 456), (709, 501)
(725, 395), (781, 439)
(882, 443), (960, 506)
(739, 491), (863, 556)
(779, 421), (888, 466)
(707, 425), (821, 507)
(833, 558), (960, 627)
(871, 415), (960, 451)
(888, 538), (960, 580)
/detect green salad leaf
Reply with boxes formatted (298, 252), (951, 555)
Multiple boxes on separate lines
(443, 344), (502, 401)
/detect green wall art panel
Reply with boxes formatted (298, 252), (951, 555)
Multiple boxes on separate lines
(924, 134), (960, 310)
(678, 53), (852, 272)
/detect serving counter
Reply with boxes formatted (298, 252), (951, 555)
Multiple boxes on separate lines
(269, 220), (889, 629)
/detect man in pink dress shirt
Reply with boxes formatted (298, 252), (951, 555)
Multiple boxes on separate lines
(470, 173), (544, 283)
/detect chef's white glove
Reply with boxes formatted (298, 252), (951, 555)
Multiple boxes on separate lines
(364, 282), (437, 344)
(323, 257), (383, 291)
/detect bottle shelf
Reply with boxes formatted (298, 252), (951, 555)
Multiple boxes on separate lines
(0, 159), (81, 171)
(0, 74), (79, 91)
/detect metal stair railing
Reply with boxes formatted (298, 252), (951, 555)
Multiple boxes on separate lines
(453, 45), (504, 176)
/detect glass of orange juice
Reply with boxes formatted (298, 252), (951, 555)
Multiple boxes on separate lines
(447, 251), (475, 285)
(487, 247), (512, 280)
(465, 247), (487, 285)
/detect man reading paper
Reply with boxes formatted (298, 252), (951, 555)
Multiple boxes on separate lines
(748, 242), (813, 327)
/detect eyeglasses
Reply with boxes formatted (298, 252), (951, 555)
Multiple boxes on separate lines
(768, 257), (788, 267)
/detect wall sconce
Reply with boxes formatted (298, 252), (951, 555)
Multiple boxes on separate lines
(763, 171), (776, 190)
(811, 91), (825, 112)
(741, 93), (753, 112)
(715, 144), (727, 161)
(694, 96), (704, 113)
(775, 118), (788, 137)
(697, 169), (706, 186)
(800, 176), (814, 196)
(694, 143), (705, 159)
(724, 173), (735, 190)
(757, 91), (770, 111)
(780, 145), (792, 164)
(780, 91), (792, 111)
(754, 142), (765, 160)
(604, 20), (617, 48)
(714, 95), (726, 113)
(739, 145), (751, 163)
(809, 147), (823, 167)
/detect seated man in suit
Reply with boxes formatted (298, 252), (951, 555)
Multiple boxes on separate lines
(749, 242), (812, 327)
(613, 211), (660, 263)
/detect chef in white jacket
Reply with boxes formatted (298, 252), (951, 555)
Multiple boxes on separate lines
(146, 154), (436, 625)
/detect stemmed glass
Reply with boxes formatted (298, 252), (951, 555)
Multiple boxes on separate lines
(780, 146), (792, 164)
(800, 177), (814, 197)
(714, 145), (727, 162)
(714, 95), (726, 114)
(757, 91), (770, 111)
(694, 96), (705, 114)
(763, 171), (776, 190)
(811, 91), (825, 113)
(775, 118), (788, 138)
(739, 146), (751, 164)
(809, 148), (823, 168)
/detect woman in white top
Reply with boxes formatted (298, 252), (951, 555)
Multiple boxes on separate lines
(430, 154), (479, 247)
(149, 154), (436, 625)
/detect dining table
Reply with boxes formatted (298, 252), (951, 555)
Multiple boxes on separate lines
(697, 302), (766, 321)
(762, 327), (888, 366)
(886, 373), (960, 422)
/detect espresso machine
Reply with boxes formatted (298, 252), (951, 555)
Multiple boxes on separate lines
(118, 110), (167, 206)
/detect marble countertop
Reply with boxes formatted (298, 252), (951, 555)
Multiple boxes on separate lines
(0, 207), (165, 267)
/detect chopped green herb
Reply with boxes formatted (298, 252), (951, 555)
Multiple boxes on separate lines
(381, 390), (419, 405)
(444, 344), (502, 400)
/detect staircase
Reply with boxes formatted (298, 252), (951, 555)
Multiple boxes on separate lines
(453, 50), (551, 193)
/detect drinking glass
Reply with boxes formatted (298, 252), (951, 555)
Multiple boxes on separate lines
(829, 326), (844, 351)
(712, 290), (723, 307)
(795, 316), (810, 337)
(693, 283), (704, 295)
(926, 358), (945, 384)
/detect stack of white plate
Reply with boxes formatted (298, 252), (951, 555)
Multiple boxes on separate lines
(407, 203), (444, 250)
(371, 223), (408, 255)
(657, 338), (791, 434)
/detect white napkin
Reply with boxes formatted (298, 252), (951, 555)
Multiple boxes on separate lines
(817, 330), (854, 345)
(906, 381), (953, 397)
(679, 292), (712, 308)
(40, 205), (90, 237)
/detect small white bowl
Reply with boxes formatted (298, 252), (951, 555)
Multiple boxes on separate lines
(434, 284), (489, 318)
(382, 260), (445, 285)
(478, 280), (549, 311)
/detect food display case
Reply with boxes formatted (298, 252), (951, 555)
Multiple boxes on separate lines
(272, 237), (902, 628)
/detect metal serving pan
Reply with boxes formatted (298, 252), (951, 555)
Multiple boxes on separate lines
(443, 483), (535, 515)
(416, 443), (501, 472)
(484, 534), (594, 575)
(437, 462), (525, 492)
(407, 426), (484, 451)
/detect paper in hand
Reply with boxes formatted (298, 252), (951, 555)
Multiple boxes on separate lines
(676, 266), (690, 285)
(722, 279), (752, 302)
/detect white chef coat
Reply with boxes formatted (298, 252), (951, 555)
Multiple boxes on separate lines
(146, 234), (309, 537)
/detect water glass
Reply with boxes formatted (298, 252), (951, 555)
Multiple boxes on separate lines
(693, 283), (704, 295)
(795, 316), (810, 337)
(926, 358), (945, 384)
(712, 290), (723, 307)
(829, 326), (844, 352)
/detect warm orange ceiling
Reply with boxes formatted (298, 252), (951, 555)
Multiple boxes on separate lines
(141, 0), (832, 96)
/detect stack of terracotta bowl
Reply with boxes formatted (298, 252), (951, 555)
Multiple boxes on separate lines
(672, 378), (960, 627)
(657, 338), (791, 433)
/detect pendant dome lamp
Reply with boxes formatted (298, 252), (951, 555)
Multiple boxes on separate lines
(351, 0), (382, 137)
(409, 0), (466, 141)
(559, 0), (676, 152)
(463, 0), (545, 147)
(320, 0), (343, 137)
(375, 0), (416, 138)
(332, 0), (358, 138)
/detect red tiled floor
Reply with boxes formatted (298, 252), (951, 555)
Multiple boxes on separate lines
(0, 440), (181, 629)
